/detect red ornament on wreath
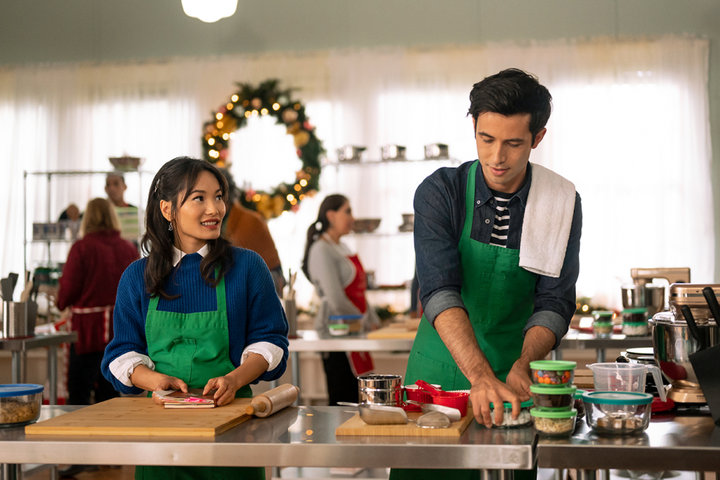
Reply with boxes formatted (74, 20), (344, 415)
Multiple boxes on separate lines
(201, 79), (324, 219)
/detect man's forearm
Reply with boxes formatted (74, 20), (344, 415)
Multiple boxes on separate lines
(434, 307), (495, 384)
(514, 325), (556, 370)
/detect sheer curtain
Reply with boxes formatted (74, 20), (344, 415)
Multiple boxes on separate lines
(0, 35), (711, 310)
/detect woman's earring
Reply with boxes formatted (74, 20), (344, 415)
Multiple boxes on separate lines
(168, 222), (173, 232)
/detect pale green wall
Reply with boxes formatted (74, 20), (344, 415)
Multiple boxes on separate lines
(2, 0), (719, 278)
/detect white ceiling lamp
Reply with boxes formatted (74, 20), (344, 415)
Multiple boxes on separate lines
(182, 0), (238, 23)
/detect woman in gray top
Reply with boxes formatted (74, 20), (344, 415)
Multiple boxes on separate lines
(302, 194), (379, 405)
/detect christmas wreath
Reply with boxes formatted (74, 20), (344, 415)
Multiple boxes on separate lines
(201, 79), (324, 219)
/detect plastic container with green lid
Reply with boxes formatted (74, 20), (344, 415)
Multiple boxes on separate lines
(592, 310), (614, 319)
(530, 384), (577, 410)
(531, 408), (577, 436)
(622, 321), (648, 336)
(529, 360), (577, 387)
(622, 307), (648, 324)
(488, 399), (533, 428)
(582, 392), (652, 435)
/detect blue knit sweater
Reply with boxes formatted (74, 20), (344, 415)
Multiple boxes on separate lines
(101, 247), (289, 395)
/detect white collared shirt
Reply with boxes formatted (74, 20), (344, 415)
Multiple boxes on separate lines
(109, 245), (283, 387)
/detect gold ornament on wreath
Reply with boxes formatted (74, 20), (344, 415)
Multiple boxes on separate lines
(202, 79), (324, 219)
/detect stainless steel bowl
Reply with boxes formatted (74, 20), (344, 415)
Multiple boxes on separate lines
(357, 374), (403, 406)
(649, 312), (720, 387)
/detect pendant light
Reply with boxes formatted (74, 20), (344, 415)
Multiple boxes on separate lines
(182, 0), (238, 23)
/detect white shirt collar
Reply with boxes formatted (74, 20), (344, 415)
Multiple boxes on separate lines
(172, 244), (210, 267)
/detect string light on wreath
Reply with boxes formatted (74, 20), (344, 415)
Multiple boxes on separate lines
(201, 79), (324, 219)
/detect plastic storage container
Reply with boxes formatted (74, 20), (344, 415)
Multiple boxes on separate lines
(530, 384), (577, 410)
(592, 311), (615, 338)
(531, 408), (577, 437)
(328, 323), (350, 336)
(622, 308), (648, 323)
(328, 314), (363, 335)
(583, 391), (652, 435)
(488, 399), (534, 428)
(622, 321), (648, 337)
(529, 360), (577, 387)
(0, 384), (44, 427)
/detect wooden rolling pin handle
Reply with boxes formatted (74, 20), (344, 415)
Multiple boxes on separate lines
(245, 402), (267, 415)
(248, 384), (299, 418)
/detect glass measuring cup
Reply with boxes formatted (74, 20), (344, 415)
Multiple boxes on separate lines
(587, 363), (666, 402)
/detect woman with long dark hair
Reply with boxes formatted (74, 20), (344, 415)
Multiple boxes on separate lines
(102, 157), (288, 480)
(302, 194), (379, 405)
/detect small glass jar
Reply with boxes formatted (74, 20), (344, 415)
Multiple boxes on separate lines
(531, 408), (577, 437)
(530, 384), (577, 410)
(592, 311), (615, 338)
(622, 308), (648, 324)
(488, 399), (534, 428)
(529, 360), (576, 387)
(622, 321), (649, 337)
(583, 391), (652, 435)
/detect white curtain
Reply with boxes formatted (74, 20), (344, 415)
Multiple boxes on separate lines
(0, 35), (712, 310)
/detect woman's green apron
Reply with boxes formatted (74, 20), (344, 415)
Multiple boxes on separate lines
(391, 161), (536, 480)
(136, 273), (263, 480)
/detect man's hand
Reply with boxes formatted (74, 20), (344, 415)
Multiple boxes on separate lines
(505, 362), (533, 402)
(470, 376), (522, 429)
(203, 375), (241, 407)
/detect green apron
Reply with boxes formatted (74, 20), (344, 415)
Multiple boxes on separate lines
(136, 272), (263, 480)
(391, 161), (536, 480)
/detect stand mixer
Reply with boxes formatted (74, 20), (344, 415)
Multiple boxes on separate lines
(622, 268), (691, 317)
(649, 283), (720, 405)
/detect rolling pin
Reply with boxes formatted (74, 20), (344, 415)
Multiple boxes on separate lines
(246, 384), (300, 417)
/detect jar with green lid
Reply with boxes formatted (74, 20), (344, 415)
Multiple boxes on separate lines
(622, 307), (647, 323)
(488, 399), (534, 428)
(531, 408), (577, 436)
(592, 311), (614, 338)
(622, 308), (648, 336)
(530, 384), (576, 410)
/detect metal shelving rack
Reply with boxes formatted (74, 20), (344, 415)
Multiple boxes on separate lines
(22, 170), (149, 277)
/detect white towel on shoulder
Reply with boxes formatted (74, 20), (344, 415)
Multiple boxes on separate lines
(519, 163), (576, 278)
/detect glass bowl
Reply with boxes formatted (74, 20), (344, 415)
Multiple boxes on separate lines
(488, 399), (534, 428)
(529, 360), (577, 387)
(530, 384), (577, 410)
(583, 391), (653, 435)
(0, 384), (44, 428)
(531, 408), (577, 437)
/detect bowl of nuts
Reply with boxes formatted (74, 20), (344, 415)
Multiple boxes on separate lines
(0, 384), (44, 428)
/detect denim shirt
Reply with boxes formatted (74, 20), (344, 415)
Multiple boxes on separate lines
(414, 161), (583, 349)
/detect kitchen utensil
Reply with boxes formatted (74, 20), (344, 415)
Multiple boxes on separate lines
(2, 301), (28, 338)
(416, 411), (451, 429)
(26, 397), (253, 436)
(358, 374), (403, 405)
(8, 273), (18, 294)
(351, 218), (381, 234)
(19, 280), (33, 303)
(283, 298), (297, 338)
(0, 384), (44, 427)
(668, 283), (720, 321)
(246, 384), (299, 417)
(405, 400), (462, 421)
(335, 408), (474, 437)
(582, 391), (653, 436)
(338, 402), (409, 425)
(0, 277), (14, 301)
(684, 289), (720, 424)
(587, 362), (666, 402)
(109, 156), (143, 171)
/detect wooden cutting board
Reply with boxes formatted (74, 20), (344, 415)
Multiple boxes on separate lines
(26, 397), (253, 437)
(335, 410), (474, 437)
(366, 326), (417, 340)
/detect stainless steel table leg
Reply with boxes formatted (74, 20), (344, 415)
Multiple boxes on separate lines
(596, 349), (605, 363)
(578, 470), (596, 480)
(552, 469), (564, 480)
(11, 351), (21, 384)
(50, 465), (59, 480)
(291, 351), (300, 406)
(600, 469), (610, 480)
(552, 350), (562, 361)
(695, 473), (703, 480)
(48, 345), (58, 405)
(480, 469), (515, 480)
(2, 463), (20, 480)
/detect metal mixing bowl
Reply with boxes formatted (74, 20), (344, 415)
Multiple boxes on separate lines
(649, 312), (719, 386)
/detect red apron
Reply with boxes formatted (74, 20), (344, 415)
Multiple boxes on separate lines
(345, 254), (374, 376)
(67, 305), (114, 355)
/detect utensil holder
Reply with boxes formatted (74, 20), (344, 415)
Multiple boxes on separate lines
(2, 301), (28, 338)
(283, 298), (297, 338)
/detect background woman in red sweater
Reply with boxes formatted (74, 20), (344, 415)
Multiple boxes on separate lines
(57, 197), (139, 406)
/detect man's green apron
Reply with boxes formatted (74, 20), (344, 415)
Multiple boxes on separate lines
(136, 273), (264, 480)
(391, 161), (536, 480)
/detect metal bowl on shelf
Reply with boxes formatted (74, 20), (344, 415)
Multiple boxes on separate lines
(352, 218), (381, 234)
(109, 156), (143, 171)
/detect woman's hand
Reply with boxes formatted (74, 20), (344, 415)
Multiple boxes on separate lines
(130, 365), (188, 394)
(203, 375), (241, 407)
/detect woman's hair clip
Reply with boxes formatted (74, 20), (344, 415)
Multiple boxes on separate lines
(153, 181), (159, 194)
(315, 221), (323, 231)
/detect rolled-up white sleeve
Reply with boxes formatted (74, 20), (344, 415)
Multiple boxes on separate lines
(109, 351), (156, 387)
(242, 342), (283, 371)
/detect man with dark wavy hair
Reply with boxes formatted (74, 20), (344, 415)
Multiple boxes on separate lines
(392, 69), (582, 480)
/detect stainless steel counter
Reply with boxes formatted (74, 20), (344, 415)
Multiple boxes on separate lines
(288, 330), (414, 352)
(0, 405), (535, 471)
(538, 412), (720, 472)
(0, 332), (77, 405)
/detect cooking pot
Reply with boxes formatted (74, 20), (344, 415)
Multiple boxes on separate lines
(649, 311), (719, 387)
(357, 374), (403, 406)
